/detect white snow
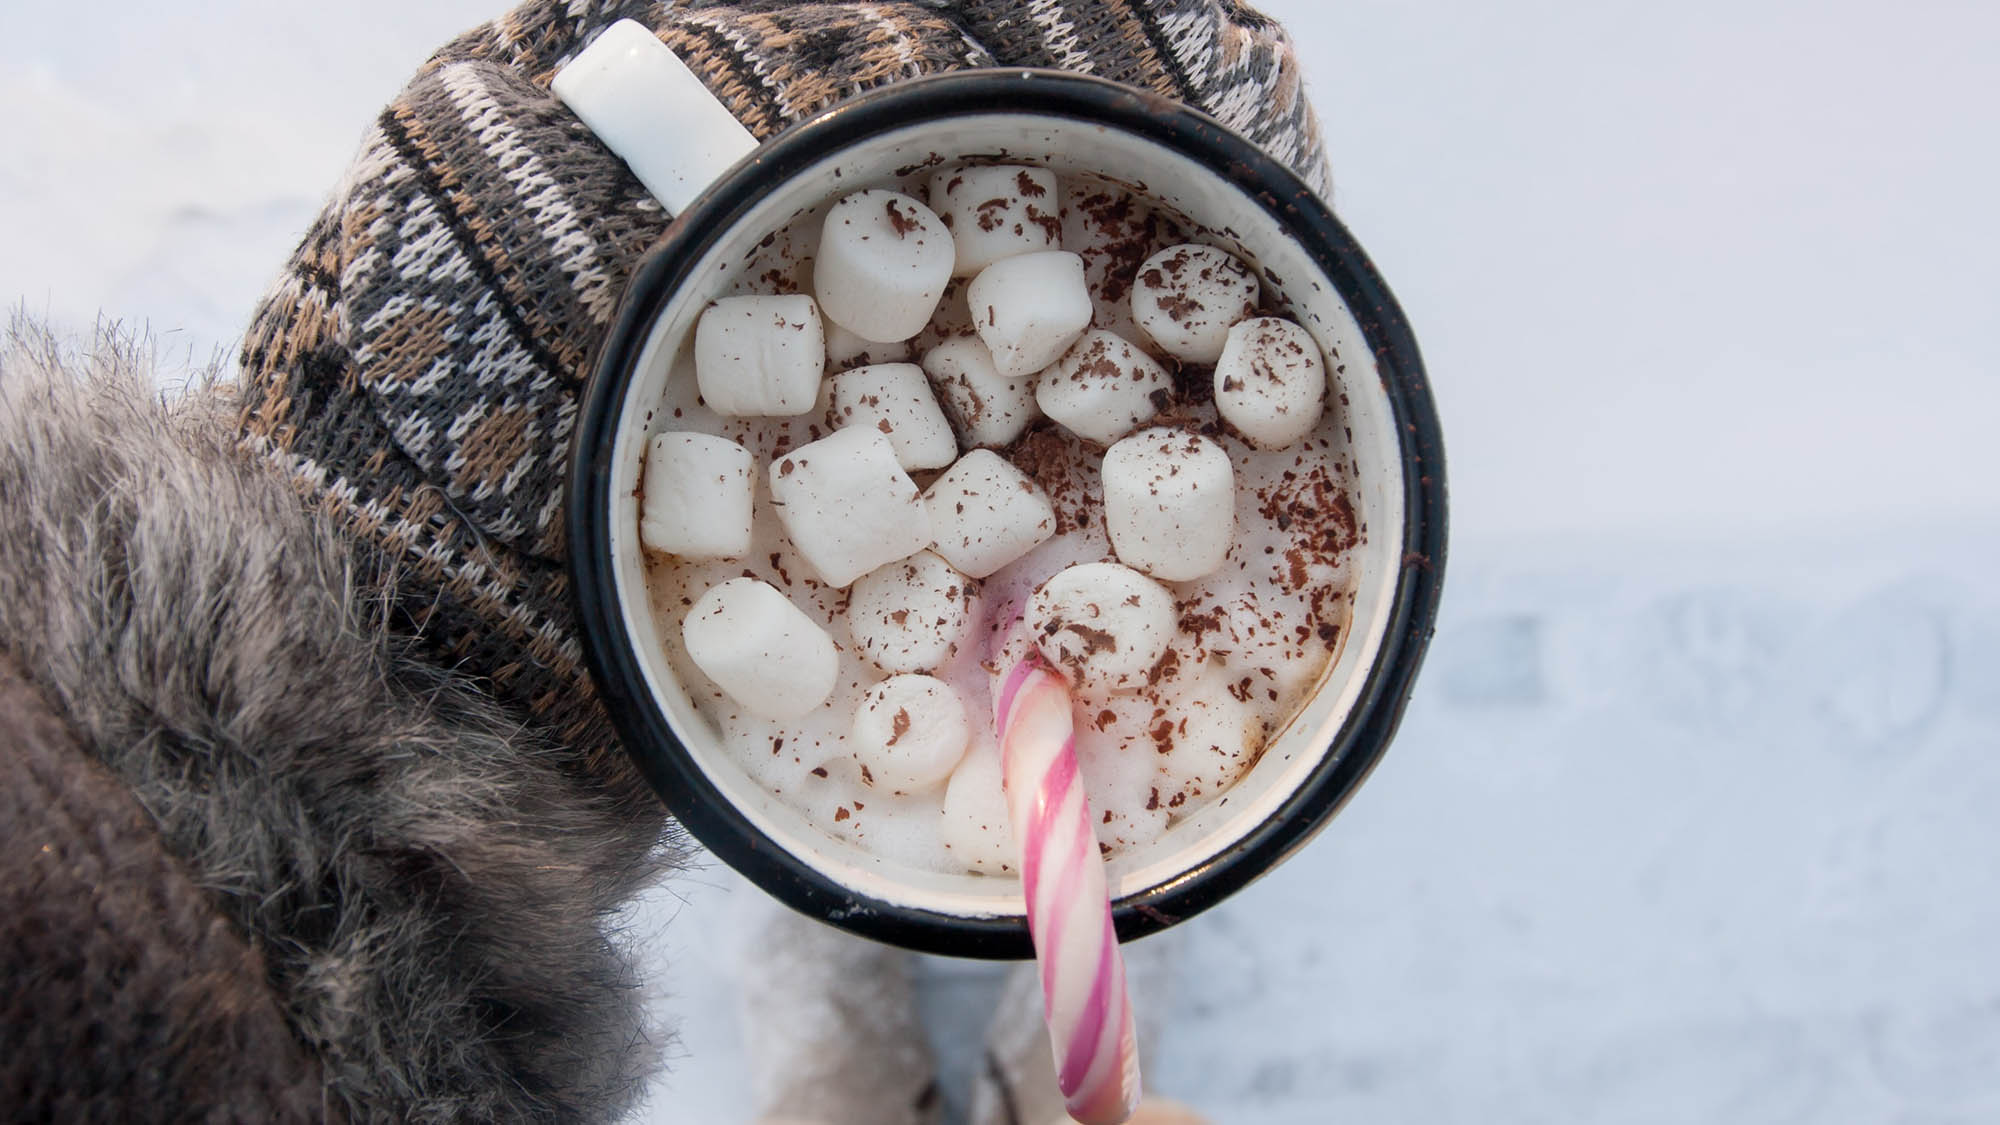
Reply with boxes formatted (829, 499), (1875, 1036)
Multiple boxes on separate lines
(6, 1), (1999, 1122)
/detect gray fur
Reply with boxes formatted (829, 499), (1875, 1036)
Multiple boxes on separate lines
(0, 321), (675, 1123)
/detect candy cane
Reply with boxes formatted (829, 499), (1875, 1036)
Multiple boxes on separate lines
(996, 658), (1142, 1125)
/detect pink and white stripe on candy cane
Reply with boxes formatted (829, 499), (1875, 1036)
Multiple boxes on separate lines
(996, 658), (1142, 1125)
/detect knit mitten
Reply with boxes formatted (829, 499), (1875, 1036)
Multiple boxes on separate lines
(234, 0), (1333, 813)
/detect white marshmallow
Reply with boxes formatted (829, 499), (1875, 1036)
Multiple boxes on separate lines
(925, 450), (1057, 579)
(1102, 427), (1235, 581)
(1153, 673), (1261, 815)
(1213, 317), (1326, 450)
(850, 674), (971, 790)
(1027, 562), (1177, 695)
(813, 189), (954, 343)
(693, 294), (825, 416)
(1179, 564), (1332, 732)
(967, 251), (1094, 379)
(825, 320), (911, 370)
(938, 734), (1016, 874)
(639, 432), (755, 559)
(1072, 694), (1174, 853)
(920, 334), (1040, 448)
(682, 578), (838, 720)
(827, 363), (959, 471)
(1130, 244), (1259, 364)
(846, 550), (978, 674)
(549, 20), (758, 216)
(928, 164), (1062, 277)
(769, 426), (932, 588)
(1034, 328), (1172, 446)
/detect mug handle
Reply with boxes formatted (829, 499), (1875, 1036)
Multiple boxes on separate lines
(552, 19), (759, 216)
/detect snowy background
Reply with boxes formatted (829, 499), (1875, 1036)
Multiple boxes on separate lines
(5, 2), (1998, 1122)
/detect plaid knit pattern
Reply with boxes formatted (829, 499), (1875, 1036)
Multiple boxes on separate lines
(237, 0), (1335, 808)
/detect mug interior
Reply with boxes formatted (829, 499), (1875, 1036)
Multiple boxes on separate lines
(602, 107), (1406, 922)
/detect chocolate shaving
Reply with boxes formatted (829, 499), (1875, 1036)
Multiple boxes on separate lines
(974, 197), (1010, 232)
(884, 198), (920, 237)
(1060, 622), (1118, 654)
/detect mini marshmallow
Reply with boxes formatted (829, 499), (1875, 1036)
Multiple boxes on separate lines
(682, 577), (838, 719)
(1130, 244), (1259, 364)
(939, 735), (1015, 874)
(967, 251), (1094, 379)
(694, 294), (825, 416)
(1214, 317), (1326, 450)
(1179, 564), (1331, 731)
(825, 319), (911, 370)
(925, 450), (1057, 579)
(847, 550), (978, 674)
(850, 674), (971, 790)
(1027, 562), (1177, 695)
(549, 20), (759, 216)
(1154, 674), (1262, 814)
(1072, 693), (1174, 852)
(1103, 427), (1235, 581)
(769, 426), (932, 588)
(928, 164), (1062, 277)
(814, 189), (954, 343)
(1034, 328), (1172, 446)
(828, 363), (958, 471)
(640, 432), (755, 559)
(920, 334), (1040, 448)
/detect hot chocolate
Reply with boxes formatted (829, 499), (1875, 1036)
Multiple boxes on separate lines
(639, 167), (1361, 877)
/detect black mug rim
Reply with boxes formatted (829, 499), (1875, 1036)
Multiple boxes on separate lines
(568, 68), (1448, 959)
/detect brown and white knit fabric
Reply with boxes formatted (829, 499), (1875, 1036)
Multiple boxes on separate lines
(236, 0), (1333, 801)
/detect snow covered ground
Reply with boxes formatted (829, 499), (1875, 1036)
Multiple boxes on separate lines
(4, 2), (1996, 1122)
